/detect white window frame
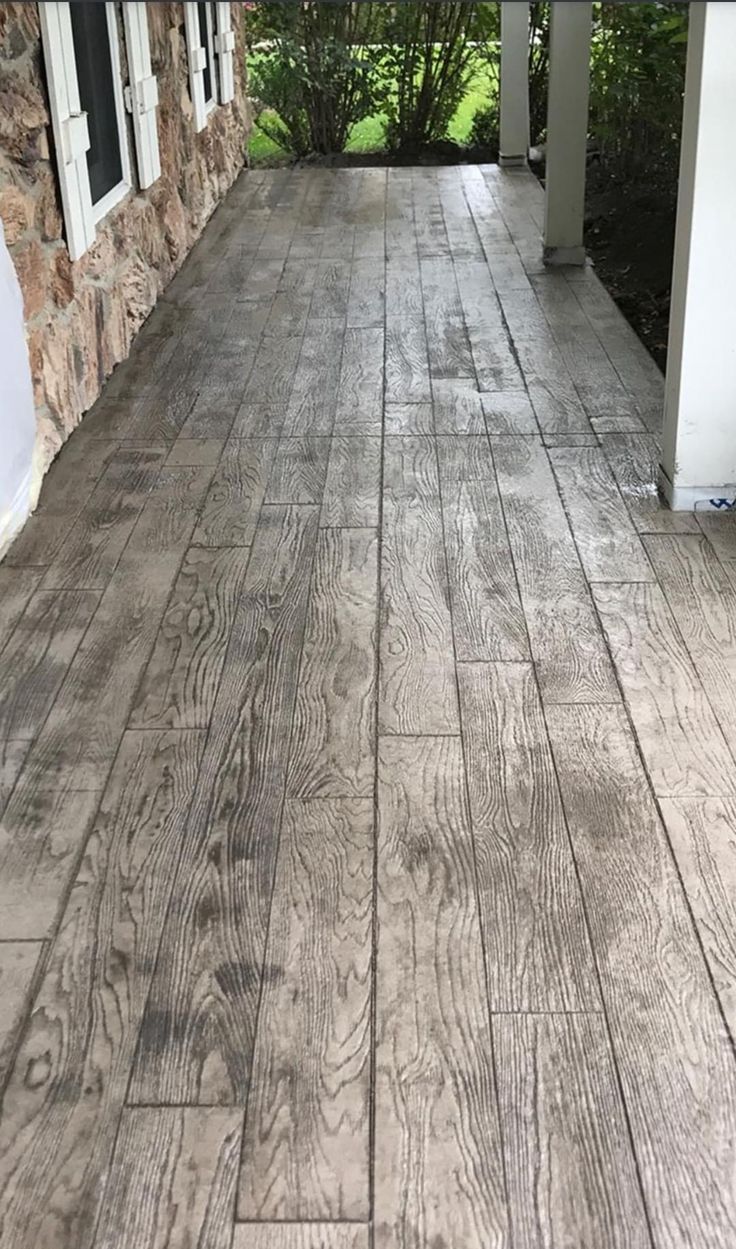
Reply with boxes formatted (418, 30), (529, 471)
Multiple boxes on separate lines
(90, 3), (132, 223)
(202, 3), (217, 115)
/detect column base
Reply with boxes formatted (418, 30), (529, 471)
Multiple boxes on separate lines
(543, 244), (587, 267)
(499, 153), (527, 168)
(658, 465), (736, 512)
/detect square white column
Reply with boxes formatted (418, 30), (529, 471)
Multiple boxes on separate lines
(543, 2), (592, 266)
(499, 2), (529, 167)
(660, 2), (736, 510)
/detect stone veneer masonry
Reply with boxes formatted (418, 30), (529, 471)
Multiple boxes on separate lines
(0, 1), (250, 505)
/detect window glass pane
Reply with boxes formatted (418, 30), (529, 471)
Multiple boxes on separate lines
(70, 2), (123, 205)
(197, 3), (213, 105)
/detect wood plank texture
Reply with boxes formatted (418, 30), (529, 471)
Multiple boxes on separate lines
(129, 545), (250, 729)
(233, 1226), (369, 1249)
(379, 437), (459, 735)
(593, 582), (736, 797)
(0, 730), (204, 1249)
(459, 662), (597, 1011)
(287, 528), (377, 799)
(94, 1108), (241, 1249)
(5, 165), (736, 1249)
(548, 444), (654, 582)
(495, 1013), (650, 1249)
(238, 798), (372, 1221)
(129, 505), (318, 1105)
(492, 437), (618, 703)
(547, 704), (736, 1248)
(375, 736), (508, 1249)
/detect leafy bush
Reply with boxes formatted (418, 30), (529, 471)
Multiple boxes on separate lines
(469, 104), (499, 157)
(248, 3), (383, 156)
(589, 3), (687, 188)
(375, 3), (497, 153)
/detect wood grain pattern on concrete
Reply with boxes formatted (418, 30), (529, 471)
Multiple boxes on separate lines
(492, 437), (618, 703)
(94, 1108), (241, 1249)
(0, 942), (41, 1079)
(238, 798), (372, 1221)
(193, 439), (276, 547)
(287, 528), (376, 799)
(548, 444), (654, 583)
(593, 581), (736, 797)
(233, 1226), (369, 1249)
(547, 704), (736, 1248)
(375, 736), (508, 1249)
(459, 662), (597, 1011)
(321, 436), (381, 529)
(130, 546), (250, 730)
(660, 797), (736, 1040)
(495, 1013), (650, 1249)
(130, 506), (318, 1105)
(0, 731), (204, 1249)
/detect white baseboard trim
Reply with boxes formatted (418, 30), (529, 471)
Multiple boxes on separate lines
(657, 465), (736, 513)
(499, 154), (527, 168)
(0, 467), (32, 561)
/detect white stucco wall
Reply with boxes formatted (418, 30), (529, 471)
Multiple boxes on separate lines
(0, 218), (36, 558)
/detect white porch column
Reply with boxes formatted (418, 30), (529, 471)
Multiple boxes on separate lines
(499, 2), (529, 167)
(543, 1), (592, 266)
(660, 2), (736, 510)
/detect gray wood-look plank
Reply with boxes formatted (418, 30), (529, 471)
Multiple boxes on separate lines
(0, 738), (29, 815)
(492, 437), (619, 703)
(375, 735), (508, 1249)
(481, 390), (538, 435)
(265, 437), (330, 505)
(436, 441), (528, 662)
(0, 730), (204, 1249)
(548, 444), (655, 582)
(14, 465), (215, 790)
(129, 505), (318, 1105)
(0, 941), (41, 1077)
(379, 437), (459, 735)
(40, 449), (165, 590)
(6, 165), (736, 1249)
(333, 327), (384, 436)
(233, 1226), (369, 1249)
(459, 662), (597, 1010)
(93, 1108), (241, 1249)
(320, 436), (381, 528)
(287, 528), (377, 799)
(0, 589), (99, 741)
(385, 317), (431, 404)
(547, 703), (736, 1249)
(431, 378), (485, 434)
(192, 439), (276, 547)
(284, 318), (344, 436)
(0, 567), (43, 643)
(643, 534), (736, 748)
(592, 582), (736, 796)
(660, 797), (736, 1040)
(238, 798), (372, 1221)
(495, 1013), (650, 1249)
(130, 546), (250, 730)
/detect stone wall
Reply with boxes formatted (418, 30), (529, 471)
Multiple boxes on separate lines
(0, 2), (249, 495)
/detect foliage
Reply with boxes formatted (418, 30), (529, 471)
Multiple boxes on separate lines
(371, 3), (498, 153)
(589, 3), (688, 189)
(248, 3), (383, 156)
(469, 105), (499, 157)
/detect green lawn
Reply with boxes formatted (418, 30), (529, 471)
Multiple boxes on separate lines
(248, 57), (496, 164)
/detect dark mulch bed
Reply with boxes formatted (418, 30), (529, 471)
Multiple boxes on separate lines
(584, 165), (676, 372)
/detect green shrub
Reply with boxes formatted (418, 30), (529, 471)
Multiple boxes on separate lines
(376, 3), (497, 153)
(469, 104), (499, 157)
(248, 3), (383, 156)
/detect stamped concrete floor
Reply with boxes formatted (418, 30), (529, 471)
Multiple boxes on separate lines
(1, 165), (736, 1249)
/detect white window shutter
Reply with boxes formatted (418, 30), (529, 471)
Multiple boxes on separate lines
(184, 2), (207, 132)
(215, 3), (235, 105)
(39, 2), (95, 261)
(122, 3), (161, 189)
